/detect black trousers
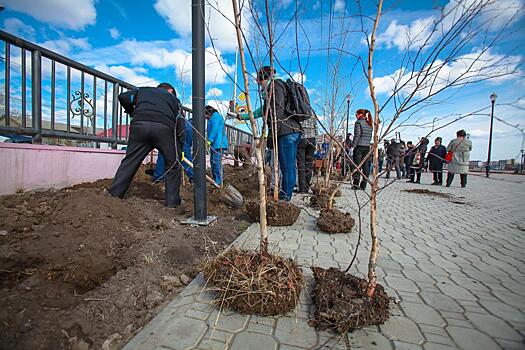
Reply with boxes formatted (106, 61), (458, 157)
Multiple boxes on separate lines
(296, 137), (316, 192)
(352, 145), (371, 189)
(446, 173), (467, 187)
(432, 171), (443, 184)
(386, 156), (401, 179)
(109, 121), (182, 207)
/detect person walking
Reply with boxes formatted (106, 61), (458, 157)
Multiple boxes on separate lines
(297, 117), (317, 193)
(237, 66), (302, 201)
(446, 130), (472, 188)
(351, 109), (373, 190)
(205, 105), (229, 186)
(408, 137), (429, 183)
(427, 136), (447, 185)
(109, 83), (184, 207)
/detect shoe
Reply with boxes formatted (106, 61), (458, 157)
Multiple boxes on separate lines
(461, 185), (466, 188)
(351, 185), (361, 190)
(406, 179), (414, 183)
(446, 184), (451, 187)
(415, 181), (421, 184)
(431, 182), (437, 185)
(396, 177), (401, 180)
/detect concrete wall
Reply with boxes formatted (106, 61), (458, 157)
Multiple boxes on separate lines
(0, 143), (129, 195)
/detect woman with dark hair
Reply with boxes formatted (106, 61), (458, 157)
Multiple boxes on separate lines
(408, 137), (429, 183)
(427, 137), (447, 185)
(205, 105), (229, 185)
(351, 109), (373, 190)
(446, 129), (472, 188)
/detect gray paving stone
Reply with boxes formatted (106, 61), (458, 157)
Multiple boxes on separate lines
(393, 340), (424, 350)
(447, 326), (502, 350)
(466, 312), (523, 341)
(420, 292), (464, 313)
(436, 282), (477, 301)
(158, 317), (208, 349)
(229, 332), (277, 350)
(494, 339), (525, 350)
(401, 302), (445, 327)
(349, 330), (394, 350)
(385, 276), (419, 293)
(423, 343), (458, 350)
(207, 311), (249, 333)
(380, 316), (425, 344)
(274, 317), (317, 347)
(479, 300), (525, 323)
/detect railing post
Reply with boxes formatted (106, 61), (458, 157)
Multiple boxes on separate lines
(31, 50), (42, 144)
(111, 82), (119, 149)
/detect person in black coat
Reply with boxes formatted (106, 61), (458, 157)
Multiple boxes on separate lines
(407, 137), (429, 183)
(426, 137), (447, 185)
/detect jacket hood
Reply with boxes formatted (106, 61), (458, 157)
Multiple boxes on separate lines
(420, 137), (429, 146)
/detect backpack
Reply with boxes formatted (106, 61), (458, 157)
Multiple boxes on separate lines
(282, 79), (313, 122)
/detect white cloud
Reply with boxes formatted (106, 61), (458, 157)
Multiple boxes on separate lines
(3, 0), (96, 30)
(291, 72), (307, 83)
(109, 27), (120, 40)
(94, 65), (159, 87)
(40, 37), (91, 56)
(154, 0), (250, 52)
(377, 0), (524, 51)
(206, 88), (223, 98)
(334, 0), (345, 13)
(2, 18), (35, 40)
(373, 49), (521, 97)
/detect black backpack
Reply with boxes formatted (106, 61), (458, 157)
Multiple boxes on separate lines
(282, 79), (313, 122)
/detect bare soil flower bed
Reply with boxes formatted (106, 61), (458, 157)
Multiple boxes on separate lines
(317, 208), (355, 233)
(246, 199), (300, 226)
(311, 267), (390, 333)
(202, 248), (304, 316)
(402, 188), (451, 198)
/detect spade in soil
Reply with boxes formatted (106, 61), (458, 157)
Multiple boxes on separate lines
(246, 199), (300, 226)
(202, 248), (304, 316)
(311, 267), (390, 333)
(317, 208), (355, 234)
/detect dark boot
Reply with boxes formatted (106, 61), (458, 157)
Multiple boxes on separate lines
(360, 181), (367, 190)
(446, 173), (454, 187)
(460, 174), (467, 188)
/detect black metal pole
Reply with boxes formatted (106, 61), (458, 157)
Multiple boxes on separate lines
(192, 0), (207, 221)
(31, 50), (42, 144)
(486, 100), (495, 177)
(343, 99), (350, 176)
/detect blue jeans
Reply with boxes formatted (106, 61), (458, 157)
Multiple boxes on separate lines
(182, 147), (194, 181)
(154, 152), (165, 181)
(277, 132), (301, 201)
(211, 148), (225, 185)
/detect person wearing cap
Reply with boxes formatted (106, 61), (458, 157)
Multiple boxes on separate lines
(205, 105), (229, 185)
(109, 83), (184, 207)
(237, 66), (302, 201)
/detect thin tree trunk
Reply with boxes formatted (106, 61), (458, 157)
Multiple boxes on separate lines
(232, 0), (269, 255)
(366, 0), (383, 297)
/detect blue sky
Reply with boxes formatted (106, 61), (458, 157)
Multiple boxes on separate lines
(1, 0), (524, 161)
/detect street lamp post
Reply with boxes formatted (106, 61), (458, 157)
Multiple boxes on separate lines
(486, 92), (497, 178)
(343, 94), (351, 176)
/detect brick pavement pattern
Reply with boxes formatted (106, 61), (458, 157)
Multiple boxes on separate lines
(124, 173), (525, 350)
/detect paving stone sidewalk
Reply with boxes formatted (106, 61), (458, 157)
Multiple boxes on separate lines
(124, 173), (525, 350)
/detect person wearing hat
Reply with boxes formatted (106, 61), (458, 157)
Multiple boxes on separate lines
(109, 83), (184, 207)
(205, 105), (229, 185)
(426, 136), (447, 185)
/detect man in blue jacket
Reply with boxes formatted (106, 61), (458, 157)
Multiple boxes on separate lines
(205, 105), (229, 185)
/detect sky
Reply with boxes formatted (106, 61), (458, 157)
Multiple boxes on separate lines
(1, 0), (524, 161)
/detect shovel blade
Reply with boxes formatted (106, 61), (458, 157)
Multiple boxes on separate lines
(221, 184), (244, 208)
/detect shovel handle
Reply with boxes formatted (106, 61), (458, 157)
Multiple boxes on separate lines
(181, 157), (221, 188)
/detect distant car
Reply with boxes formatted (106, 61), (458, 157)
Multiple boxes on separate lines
(0, 134), (32, 143)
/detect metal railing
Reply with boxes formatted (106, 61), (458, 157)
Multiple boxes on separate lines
(0, 30), (252, 149)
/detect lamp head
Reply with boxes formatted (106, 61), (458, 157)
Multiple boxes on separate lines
(490, 92), (497, 103)
(346, 94), (351, 103)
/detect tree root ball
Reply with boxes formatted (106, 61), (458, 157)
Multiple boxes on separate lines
(310, 194), (330, 209)
(311, 184), (341, 197)
(246, 199), (300, 226)
(317, 208), (355, 233)
(202, 249), (304, 316)
(311, 267), (390, 333)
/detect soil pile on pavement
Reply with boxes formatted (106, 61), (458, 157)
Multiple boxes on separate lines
(0, 165), (253, 350)
(310, 193), (330, 209)
(311, 267), (390, 333)
(203, 248), (303, 316)
(402, 188), (451, 198)
(317, 209), (355, 234)
(246, 199), (301, 226)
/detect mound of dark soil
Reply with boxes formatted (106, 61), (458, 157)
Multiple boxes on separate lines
(203, 248), (303, 316)
(402, 189), (451, 198)
(312, 267), (390, 333)
(0, 169), (251, 350)
(310, 193), (330, 209)
(311, 183), (341, 197)
(317, 208), (355, 233)
(246, 199), (300, 226)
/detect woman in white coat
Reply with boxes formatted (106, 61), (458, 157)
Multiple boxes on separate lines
(445, 129), (472, 188)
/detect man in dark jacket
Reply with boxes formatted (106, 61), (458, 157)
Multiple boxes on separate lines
(385, 139), (402, 179)
(109, 83), (184, 207)
(237, 66), (302, 200)
(296, 117), (317, 193)
(408, 137), (429, 183)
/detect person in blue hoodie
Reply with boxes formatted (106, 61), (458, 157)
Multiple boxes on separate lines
(205, 105), (229, 185)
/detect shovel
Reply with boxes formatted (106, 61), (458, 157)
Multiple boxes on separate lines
(181, 157), (244, 208)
